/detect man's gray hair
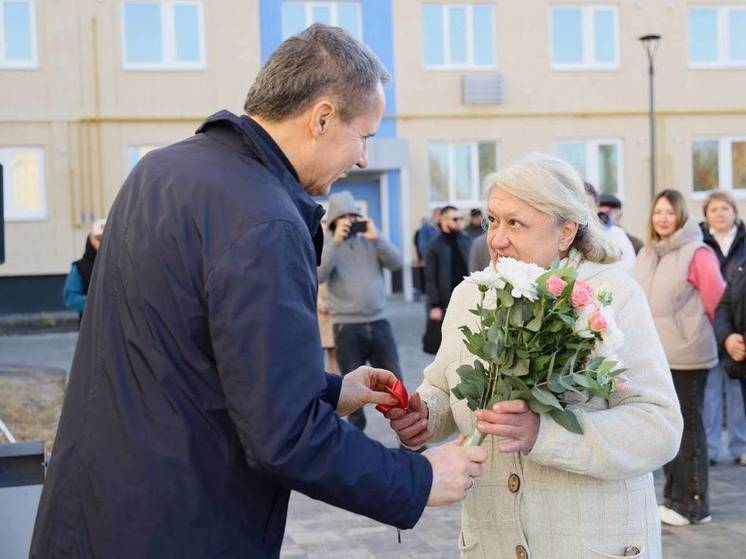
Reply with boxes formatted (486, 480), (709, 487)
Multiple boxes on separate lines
(244, 24), (390, 122)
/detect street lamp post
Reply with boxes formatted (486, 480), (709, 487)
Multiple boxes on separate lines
(639, 34), (661, 202)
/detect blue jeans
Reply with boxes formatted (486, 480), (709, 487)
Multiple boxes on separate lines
(333, 319), (402, 431)
(703, 363), (746, 461)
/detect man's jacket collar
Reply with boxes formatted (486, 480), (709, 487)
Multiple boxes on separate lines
(196, 110), (325, 241)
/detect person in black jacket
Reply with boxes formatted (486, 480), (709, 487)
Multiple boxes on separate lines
(715, 261), (746, 411)
(425, 205), (472, 324)
(704, 191), (746, 465)
(30, 25), (486, 559)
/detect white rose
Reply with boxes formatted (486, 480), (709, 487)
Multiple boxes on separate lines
(495, 257), (545, 301)
(465, 267), (506, 290)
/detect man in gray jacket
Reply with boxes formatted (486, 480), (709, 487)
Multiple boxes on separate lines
(318, 191), (403, 431)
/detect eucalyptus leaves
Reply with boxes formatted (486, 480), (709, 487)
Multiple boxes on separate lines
(454, 258), (628, 445)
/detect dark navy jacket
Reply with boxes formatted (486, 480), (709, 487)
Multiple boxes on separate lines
(30, 111), (431, 558)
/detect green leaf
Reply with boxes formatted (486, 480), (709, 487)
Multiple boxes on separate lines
(504, 358), (530, 377)
(571, 372), (593, 388)
(528, 399), (554, 414)
(531, 386), (563, 410)
(549, 408), (583, 434)
(496, 289), (514, 308)
(509, 305), (525, 328)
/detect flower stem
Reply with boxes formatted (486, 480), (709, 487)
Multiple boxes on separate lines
(461, 427), (486, 447)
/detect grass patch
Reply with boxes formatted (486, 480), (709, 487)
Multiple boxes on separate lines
(0, 373), (65, 452)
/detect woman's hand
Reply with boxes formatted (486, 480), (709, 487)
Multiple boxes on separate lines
(725, 333), (746, 362)
(386, 392), (433, 447)
(475, 400), (539, 453)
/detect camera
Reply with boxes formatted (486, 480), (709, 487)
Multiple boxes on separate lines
(348, 220), (368, 237)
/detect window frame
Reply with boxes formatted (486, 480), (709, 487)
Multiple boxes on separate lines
(690, 135), (746, 198)
(549, 4), (619, 71)
(426, 141), (500, 208)
(422, 3), (496, 71)
(688, 5), (746, 69)
(121, 0), (206, 71)
(553, 138), (624, 199)
(281, 1), (363, 40)
(0, 146), (47, 221)
(0, 0), (38, 69)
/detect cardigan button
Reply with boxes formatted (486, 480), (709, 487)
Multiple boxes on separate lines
(516, 544), (529, 559)
(508, 473), (521, 493)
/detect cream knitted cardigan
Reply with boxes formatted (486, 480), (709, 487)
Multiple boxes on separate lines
(417, 252), (683, 559)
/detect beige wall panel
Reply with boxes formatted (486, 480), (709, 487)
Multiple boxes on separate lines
(0, 122), (77, 276)
(94, 0), (260, 117)
(400, 115), (657, 240)
(394, 1), (746, 116)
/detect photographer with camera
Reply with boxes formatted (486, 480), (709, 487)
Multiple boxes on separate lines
(318, 191), (404, 432)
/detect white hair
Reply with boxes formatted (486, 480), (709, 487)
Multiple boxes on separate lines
(483, 153), (620, 264)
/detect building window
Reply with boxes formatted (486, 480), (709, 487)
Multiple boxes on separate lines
(0, 147), (46, 221)
(0, 0), (37, 68)
(282, 2), (362, 40)
(688, 6), (746, 68)
(122, 1), (205, 70)
(422, 3), (495, 69)
(427, 141), (498, 205)
(550, 5), (618, 70)
(127, 145), (161, 171)
(692, 136), (746, 193)
(555, 139), (623, 197)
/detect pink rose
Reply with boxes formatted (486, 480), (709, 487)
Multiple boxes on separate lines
(615, 376), (630, 392)
(588, 307), (608, 333)
(571, 280), (595, 308)
(546, 275), (567, 297)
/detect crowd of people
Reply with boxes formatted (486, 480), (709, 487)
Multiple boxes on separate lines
(44, 21), (746, 559)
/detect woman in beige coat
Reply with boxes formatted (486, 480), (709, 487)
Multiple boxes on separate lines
(388, 154), (682, 559)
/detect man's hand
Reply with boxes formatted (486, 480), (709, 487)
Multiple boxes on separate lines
(429, 307), (443, 321)
(361, 217), (379, 241)
(386, 392), (433, 447)
(333, 218), (351, 245)
(337, 366), (398, 417)
(725, 333), (746, 362)
(475, 400), (539, 453)
(423, 437), (488, 506)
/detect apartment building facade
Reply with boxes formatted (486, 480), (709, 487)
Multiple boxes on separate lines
(2, 0), (746, 313)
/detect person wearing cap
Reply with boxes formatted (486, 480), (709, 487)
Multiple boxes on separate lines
(62, 218), (106, 321)
(598, 193), (643, 254)
(318, 191), (404, 432)
(584, 183), (635, 273)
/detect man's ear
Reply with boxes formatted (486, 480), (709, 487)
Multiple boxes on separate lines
(559, 221), (579, 251)
(309, 99), (336, 138)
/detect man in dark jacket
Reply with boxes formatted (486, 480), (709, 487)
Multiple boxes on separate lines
(425, 205), (472, 323)
(31, 25), (486, 559)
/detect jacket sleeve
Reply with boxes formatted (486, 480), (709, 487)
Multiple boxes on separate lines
(526, 282), (683, 480)
(373, 238), (402, 272)
(206, 220), (431, 529)
(63, 265), (87, 313)
(715, 280), (736, 349)
(425, 243), (441, 310)
(316, 236), (338, 283)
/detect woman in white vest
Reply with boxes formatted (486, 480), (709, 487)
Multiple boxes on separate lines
(388, 154), (682, 558)
(634, 189), (725, 527)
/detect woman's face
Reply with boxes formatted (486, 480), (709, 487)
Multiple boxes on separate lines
(706, 199), (737, 234)
(651, 197), (678, 239)
(486, 188), (577, 269)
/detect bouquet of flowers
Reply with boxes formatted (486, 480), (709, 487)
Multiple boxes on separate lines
(454, 257), (628, 446)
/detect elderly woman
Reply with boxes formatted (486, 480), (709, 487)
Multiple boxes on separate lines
(389, 154), (682, 558)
